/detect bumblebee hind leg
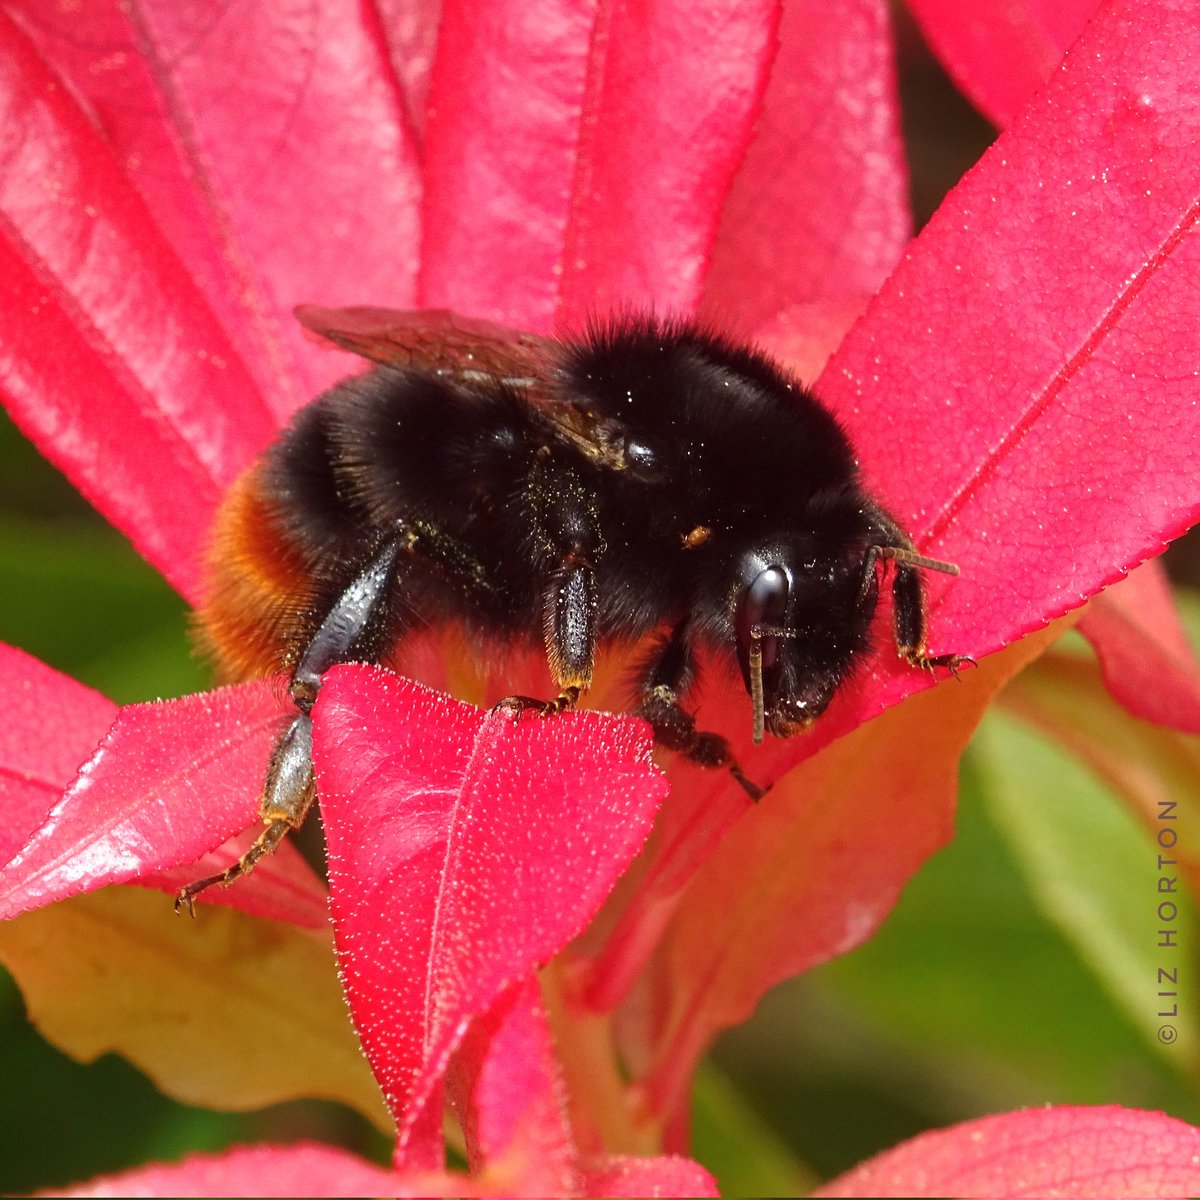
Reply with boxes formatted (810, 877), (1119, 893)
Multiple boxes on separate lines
(175, 714), (316, 915)
(176, 540), (402, 913)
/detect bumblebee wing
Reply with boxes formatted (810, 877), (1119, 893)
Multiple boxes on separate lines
(295, 305), (632, 469)
(294, 304), (558, 387)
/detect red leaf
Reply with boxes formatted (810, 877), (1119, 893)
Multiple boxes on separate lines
(450, 975), (719, 1197)
(312, 667), (666, 1166)
(420, 0), (777, 330)
(0, 680), (326, 924)
(120, 0), (423, 409)
(906, 0), (1100, 128)
(702, 0), (911, 330)
(0, 12), (275, 601)
(0, 646), (116, 865)
(821, 0), (1200, 716)
(11, 0), (423, 418)
(814, 1105), (1200, 1198)
(374, 0), (443, 140)
(1077, 560), (1200, 733)
(553, 0), (778, 326)
(50, 1140), (463, 1199)
(450, 977), (581, 1194)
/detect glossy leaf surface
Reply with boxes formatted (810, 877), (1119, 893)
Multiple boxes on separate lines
(0, 645), (115, 864)
(7, 0), (423, 417)
(0, 13), (272, 602)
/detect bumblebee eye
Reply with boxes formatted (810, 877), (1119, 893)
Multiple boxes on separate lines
(624, 437), (659, 478)
(736, 565), (791, 744)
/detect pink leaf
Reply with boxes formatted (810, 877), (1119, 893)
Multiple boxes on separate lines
(0, 645), (116, 864)
(1077, 559), (1200, 733)
(581, 1154), (719, 1199)
(450, 976), (581, 1194)
(419, 0), (777, 330)
(312, 667), (667, 1166)
(0, 679), (327, 923)
(815, 1105), (1200, 1198)
(48, 1140), (463, 1199)
(418, 0), (596, 330)
(820, 0), (1200, 719)
(553, 0), (778, 325)
(906, 0), (1100, 128)
(702, 0), (911, 330)
(373, 0), (443, 141)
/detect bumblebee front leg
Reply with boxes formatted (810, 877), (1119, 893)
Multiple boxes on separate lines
(863, 504), (973, 676)
(175, 541), (401, 913)
(889, 559), (974, 675)
(635, 621), (766, 801)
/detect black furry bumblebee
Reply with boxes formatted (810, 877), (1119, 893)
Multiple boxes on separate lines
(178, 308), (967, 910)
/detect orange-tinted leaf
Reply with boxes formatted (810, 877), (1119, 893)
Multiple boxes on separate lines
(0, 887), (388, 1128)
(997, 639), (1200, 897)
(639, 624), (1061, 1120)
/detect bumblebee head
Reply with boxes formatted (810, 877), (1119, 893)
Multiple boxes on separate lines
(732, 542), (960, 744)
(734, 562), (834, 744)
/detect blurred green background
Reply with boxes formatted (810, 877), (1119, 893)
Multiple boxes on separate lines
(2, 14), (1199, 1196)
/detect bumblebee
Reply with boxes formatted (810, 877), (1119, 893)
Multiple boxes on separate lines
(177, 308), (966, 909)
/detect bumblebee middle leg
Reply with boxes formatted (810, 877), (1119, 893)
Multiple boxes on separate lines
(635, 620), (766, 801)
(862, 505), (974, 676)
(499, 455), (600, 718)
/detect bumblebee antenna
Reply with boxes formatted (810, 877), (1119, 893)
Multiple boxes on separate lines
(747, 624), (796, 745)
(749, 633), (766, 746)
(877, 546), (959, 576)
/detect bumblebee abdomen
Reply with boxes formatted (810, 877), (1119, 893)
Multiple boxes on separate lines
(194, 464), (319, 683)
(197, 367), (547, 684)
